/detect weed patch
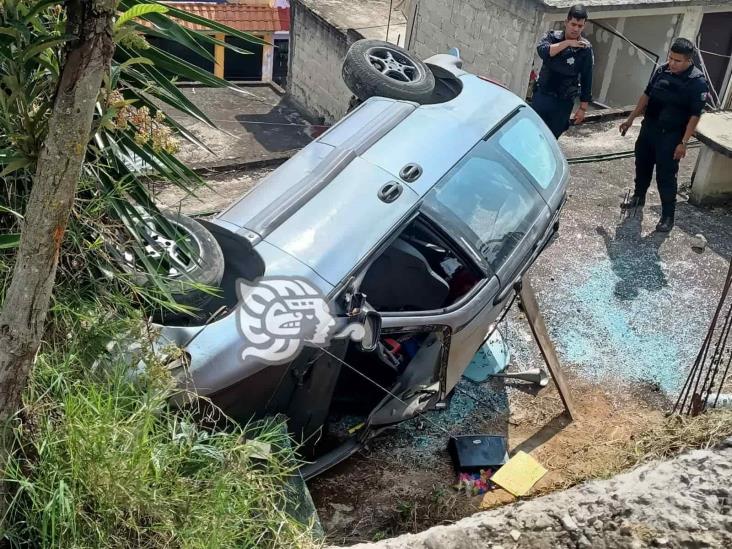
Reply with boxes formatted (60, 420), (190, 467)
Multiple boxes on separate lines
(2, 315), (318, 548)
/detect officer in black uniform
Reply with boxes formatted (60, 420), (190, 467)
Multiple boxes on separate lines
(620, 38), (709, 232)
(532, 4), (594, 138)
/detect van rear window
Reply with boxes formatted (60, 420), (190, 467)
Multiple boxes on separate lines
(498, 116), (557, 190)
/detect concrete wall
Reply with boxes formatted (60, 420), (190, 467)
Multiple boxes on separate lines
(290, 0), (724, 121)
(407, 0), (543, 98)
(287, 0), (362, 123)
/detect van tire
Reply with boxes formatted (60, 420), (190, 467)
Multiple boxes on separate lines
(342, 40), (435, 103)
(113, 211), (225, 319)
(162, 212), (225, 313)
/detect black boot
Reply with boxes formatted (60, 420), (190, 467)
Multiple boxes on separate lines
(621, 195), (645, 209)
(656, 214), (674, 232)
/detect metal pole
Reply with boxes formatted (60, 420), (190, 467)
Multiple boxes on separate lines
(386, 0), (394, 43)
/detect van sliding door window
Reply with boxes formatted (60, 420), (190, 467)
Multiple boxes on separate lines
(425, 138), (544, 272)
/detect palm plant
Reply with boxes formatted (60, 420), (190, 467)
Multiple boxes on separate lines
(0, 0), (263, 318)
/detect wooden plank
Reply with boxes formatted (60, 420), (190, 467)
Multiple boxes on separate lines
(519, 276), (577, 420)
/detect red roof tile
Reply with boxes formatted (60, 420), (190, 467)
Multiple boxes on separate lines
(162, 3), (290, 33)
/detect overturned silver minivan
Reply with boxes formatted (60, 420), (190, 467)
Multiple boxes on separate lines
(144, 41), (568, 478)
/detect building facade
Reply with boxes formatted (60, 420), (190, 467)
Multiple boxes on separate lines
(157, 1), (291, 83)
(405, 0), (732, 109)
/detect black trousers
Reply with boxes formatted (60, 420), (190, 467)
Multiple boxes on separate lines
(634, 123), (684, 217)
(531, 91), (574, 139)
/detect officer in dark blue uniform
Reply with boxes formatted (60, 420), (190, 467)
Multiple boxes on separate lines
(620, 38), (709, 232)
(532, 4), (594, 138)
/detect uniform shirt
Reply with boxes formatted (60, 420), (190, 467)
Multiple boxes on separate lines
(643, 63), (709, 131)
(536, 30), (594, 102)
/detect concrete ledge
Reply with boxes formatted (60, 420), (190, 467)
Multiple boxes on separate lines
(694, 111), (732, 159)
(583, 105), (634, 124)
(690, 147), (732, 207)
(191, 152), (294, 176)
(690, 111), (732, 206)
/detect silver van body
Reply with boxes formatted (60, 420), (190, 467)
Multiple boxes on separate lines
(155, 53), (569, 477)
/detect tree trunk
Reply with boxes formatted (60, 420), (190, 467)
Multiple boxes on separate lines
(0, 0), (115, 514)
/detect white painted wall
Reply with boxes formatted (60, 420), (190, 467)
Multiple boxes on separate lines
(585, 13), (680, 107)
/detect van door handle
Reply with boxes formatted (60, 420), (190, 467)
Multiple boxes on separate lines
(377, 181), (404, 203)
(399, 163), (423, 183)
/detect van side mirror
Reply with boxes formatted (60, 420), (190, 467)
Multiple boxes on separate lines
(448, 47), (461, 59)
(359, 311), (382, 352)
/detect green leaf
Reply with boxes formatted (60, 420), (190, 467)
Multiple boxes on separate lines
(139, 46), (228, 88)
(116, 131), (198, 186)
(141, 13), (216, 62)
(0, 234), (21, 249)
(0, 27), (20, 40)
(0, 205), (23, 220)
(34, 55), (60, 78)
(111, 56), (154, 87)
(115, 4), (169, 31)
(186, 31), (253, 57)
(21, 37), (72, 64)
(118, 56), (155, 71)
(21, 0), (63, 24)
(0, 157), (31, 177)
(119, 59), (215, 125)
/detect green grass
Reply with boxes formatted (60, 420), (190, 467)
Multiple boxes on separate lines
(1, 312), (319, 548)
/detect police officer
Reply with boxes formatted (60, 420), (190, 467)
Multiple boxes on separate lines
(620, 38), (709, 232)
(532, 4), (594, 138)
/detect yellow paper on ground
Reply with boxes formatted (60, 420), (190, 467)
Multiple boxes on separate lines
(490, 451), (547, 497)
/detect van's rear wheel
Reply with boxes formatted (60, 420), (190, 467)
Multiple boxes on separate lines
(113, 211), (225, 318)
(342, 39), (435, 103)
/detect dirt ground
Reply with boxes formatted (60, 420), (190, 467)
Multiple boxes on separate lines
(155, 166), (276, 216)
(309, 362), (668, 545)
(341, 436), (732, 549)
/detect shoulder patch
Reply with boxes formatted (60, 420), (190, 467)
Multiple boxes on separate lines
(688, 66), (705, 80)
